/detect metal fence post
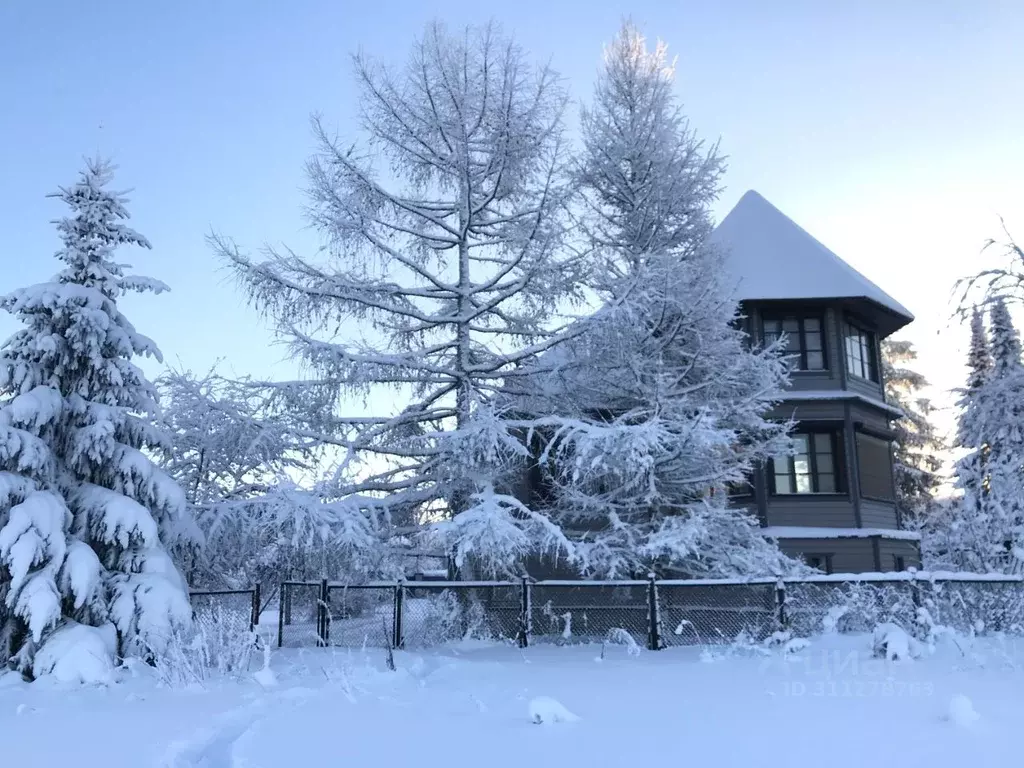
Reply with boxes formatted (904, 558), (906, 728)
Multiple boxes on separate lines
(518, 575), (532, 648)
(250, 584), (261, 631)
(277, 583), (285, 648)
(393, 580), (405, 650)
(775, 579), (787, 631)
(647, 574), (662, 650)
(317, 578), (329, 647)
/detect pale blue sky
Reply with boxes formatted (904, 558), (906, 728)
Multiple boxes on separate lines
(2, 0), (1022, 432)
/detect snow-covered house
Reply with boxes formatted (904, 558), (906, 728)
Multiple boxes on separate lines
(713, 190), (918, 572)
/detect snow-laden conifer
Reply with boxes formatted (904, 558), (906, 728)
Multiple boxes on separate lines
(514, 23), (795, 577)
(939, 302), (1024, 572)
(0, 161), (190, 675)
(881, 339), (944, 523)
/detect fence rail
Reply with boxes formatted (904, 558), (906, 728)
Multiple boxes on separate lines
(273, 574), (1024, 650)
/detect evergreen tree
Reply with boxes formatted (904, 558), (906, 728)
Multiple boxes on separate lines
(0, 161), (190, 676)
(978, 299), (1024, 570)
(936, 309), (994, 570)
(881, 339), (944, 522)
(941, 302), (1024, 572)
(515, 23), (794, 578)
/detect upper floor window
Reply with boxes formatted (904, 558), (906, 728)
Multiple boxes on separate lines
(762, 314), (826, 371)
(856, 432), (894, 500)
(844, 322), (877, 381)
(770, 432), (839, 495)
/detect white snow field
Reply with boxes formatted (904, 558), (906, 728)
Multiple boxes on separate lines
(2, 630), (1022, 767)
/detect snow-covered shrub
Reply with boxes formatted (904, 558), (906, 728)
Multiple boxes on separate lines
(872, 622), (922, 662)
(152, 612), (260, 687)
(32, 621), (117, 685)
(600, 627), (641, 658)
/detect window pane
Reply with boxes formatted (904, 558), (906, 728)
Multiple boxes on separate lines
(817, 473), (836, 493)
(792, 434), (810, 453)
(806, 350), (824, 369)
(804, 318), (821, 332)
(795, 474), (812, 493)
(813, 433), (833, 455)
(774, 472), (793, 494)
(782, 319), (800, 334)
(804, 331), (823, 351)
(793, 457), (810, 475)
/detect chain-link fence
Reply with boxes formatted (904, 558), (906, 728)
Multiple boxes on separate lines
(277, 581), (325, 648)
(530, 581), (651, 646)
(402, 582), (522, 648)
(188, 588), (260, 638)
(659, 581), (777, 646)
(325, 584), (396, 648)
(784, 577), (1024, 637)
(274, 575), (1024, 650)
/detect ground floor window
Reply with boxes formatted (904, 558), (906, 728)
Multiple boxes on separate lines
(804, 554), (834, 574)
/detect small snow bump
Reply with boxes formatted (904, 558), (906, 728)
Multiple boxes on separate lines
(946, 694), (980, 727)
(528, 696), (580, 725)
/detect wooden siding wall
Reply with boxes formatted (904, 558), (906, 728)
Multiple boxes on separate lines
(779, 536), (920, 573)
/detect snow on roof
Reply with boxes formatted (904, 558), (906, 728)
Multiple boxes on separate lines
(762, 526), (921, 542)
(710, 191), (914, 328)
(777, 390), (905, 419)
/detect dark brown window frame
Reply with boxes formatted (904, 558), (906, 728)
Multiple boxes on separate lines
(804, 553), (834, 574)
(769, 430), (843, 495)
(844, 320), (877, 381)
(761, 312), (828, 372)
(856, 430), (895, 502)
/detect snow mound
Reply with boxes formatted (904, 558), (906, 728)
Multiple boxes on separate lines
(254, 666), (278, 688)
(32, 622), (115, 685)
(783, 637), (810, 656)
(528, 696), (580, 725)
(872, 623), (919, 661)
(947, 694), (980, 727)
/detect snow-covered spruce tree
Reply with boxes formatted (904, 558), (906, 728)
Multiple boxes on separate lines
(514, 23), (796, 578)
(214, 23), (582, 576)
(881, 339), (944, 523)
(940, 301), (1024, 572)
(0, 161), (190, 676)
(157, 369), (390, 588)
(976, 299), (1024, 571)
(932, 308), (995, 570)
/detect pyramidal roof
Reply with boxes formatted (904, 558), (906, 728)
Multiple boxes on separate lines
(709, 190), (914, 329)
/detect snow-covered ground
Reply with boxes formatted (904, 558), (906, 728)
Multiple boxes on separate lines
(3, 629), (1023, 767)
